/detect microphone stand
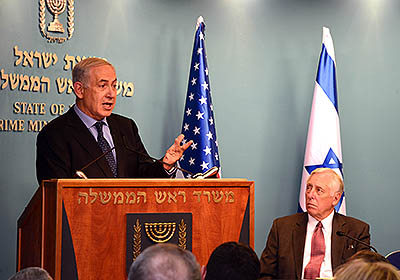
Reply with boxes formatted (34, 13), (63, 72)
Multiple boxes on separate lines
(336, 231), (378, 253)
(75, 147), (115, 179)
(75, 137), (220, 179)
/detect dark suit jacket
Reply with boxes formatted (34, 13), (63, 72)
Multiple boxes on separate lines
(259, 212), (370, 280)
(36, 107), (169, 184)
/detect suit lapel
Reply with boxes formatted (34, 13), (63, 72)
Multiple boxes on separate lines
(293, 213), (308, 279)
(65, 108), (114, 177)
(331, 212), (346, 270)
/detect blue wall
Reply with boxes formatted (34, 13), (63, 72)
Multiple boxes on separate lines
(1, 0), (399, 278)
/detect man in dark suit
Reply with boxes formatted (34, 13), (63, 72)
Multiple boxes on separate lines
(259, 168), (370, 279)
(36, 57), (192, 184)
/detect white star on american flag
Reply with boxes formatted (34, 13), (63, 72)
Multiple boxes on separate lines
(186, 108), (192, 116)
(194, 63), (200, 70)
(206, 131), (213, 140)
(215, 153), (219, 161)
(203, 146), (211, 155)
(188, 93), (194, 101)
(196, 111), (204, 120)
(180, 154), (184, 161)
(189, 157), (195, 165)
(201, 161), (209, 170)
(183, 123), (189, 131)
(209, 117), (214, 125)
(191, 77), (197, 85)
(205, 68), (209, 76)
(199, 32), (204, 40)
(193, 126), (200, 135)
(191, 142), (198, 150)
(201, 81), (209, 91)
(197, 48), (203, 55)
(199, 96), (207, 105)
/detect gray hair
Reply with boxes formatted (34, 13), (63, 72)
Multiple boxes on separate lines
(335, 259), (400, 280)
(128, 244), (201, 280)
(308, 168), (344, 193)
(72, 57), (114, 87)
(8, 267), (53, 280)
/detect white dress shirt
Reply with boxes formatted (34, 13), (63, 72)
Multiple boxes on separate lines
(302, 210), (335, 279)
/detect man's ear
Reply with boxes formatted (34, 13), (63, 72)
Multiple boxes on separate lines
(74, 82), (84, 99)
(332, 191), (342, 206)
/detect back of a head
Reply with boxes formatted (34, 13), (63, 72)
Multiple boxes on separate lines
(128, 244), (201, 280)
(348, 250), (390, 264)
(8, 267), (53, 280)
(335, 259), (400, 280)
(205, 242), (260, 280)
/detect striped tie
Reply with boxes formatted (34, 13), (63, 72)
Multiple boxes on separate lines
(94, 121), (117, 177)
(304, 222), (325, 279)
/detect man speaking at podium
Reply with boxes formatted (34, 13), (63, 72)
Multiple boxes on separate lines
(259, 168), (371, 279)
(36, 57), (191, 184)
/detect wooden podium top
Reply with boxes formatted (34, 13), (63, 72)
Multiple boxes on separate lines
(42, 177), (251, 186)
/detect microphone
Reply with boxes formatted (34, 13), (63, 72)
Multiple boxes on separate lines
(75, 146), (116, 179)
(336, 231), (378, 253)
(122, 135), (219, 179)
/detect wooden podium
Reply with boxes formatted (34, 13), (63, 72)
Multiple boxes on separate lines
(17, 179), (254, 280)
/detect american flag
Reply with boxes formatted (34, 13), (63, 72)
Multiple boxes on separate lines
(177, 16), (220, 178)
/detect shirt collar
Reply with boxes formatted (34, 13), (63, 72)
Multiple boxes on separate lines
(307, 210), (335, 229)
(74, 104), (109, 128)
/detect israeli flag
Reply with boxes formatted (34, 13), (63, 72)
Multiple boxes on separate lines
(298, 27), (346, 215)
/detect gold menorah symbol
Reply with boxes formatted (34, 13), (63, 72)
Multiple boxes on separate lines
(46, 0), (67, 33)
(144, 222), (176, 243)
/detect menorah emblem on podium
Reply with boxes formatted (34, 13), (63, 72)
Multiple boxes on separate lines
(144, 222), (177, 243)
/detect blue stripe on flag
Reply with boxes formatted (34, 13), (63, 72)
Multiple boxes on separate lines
(334, 192), (345, 212)
(316, 44), (338, 112)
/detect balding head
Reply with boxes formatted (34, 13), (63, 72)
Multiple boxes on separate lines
(128, 244), (201, 280)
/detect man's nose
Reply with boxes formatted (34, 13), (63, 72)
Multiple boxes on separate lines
(306, 188), (315, 199)
(106, 86), (116, 97)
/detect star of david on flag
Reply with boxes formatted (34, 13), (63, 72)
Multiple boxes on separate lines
(176, 16), (220, 178)
(299, 27), (346, 214)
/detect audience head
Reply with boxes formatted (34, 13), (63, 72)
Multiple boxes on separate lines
(335, 259), (400, 280)
(8, 267), (53, 280)
(204, 241), (260, 280)
(128, 243), (201, 280)
(348, 250), (390, 264)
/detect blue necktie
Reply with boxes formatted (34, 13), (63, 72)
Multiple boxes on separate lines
(94, 121), (117, 177)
